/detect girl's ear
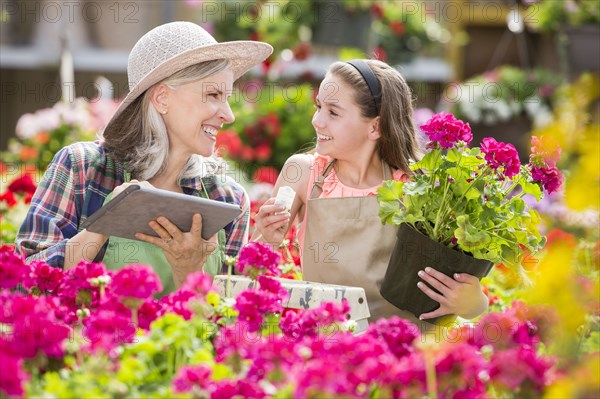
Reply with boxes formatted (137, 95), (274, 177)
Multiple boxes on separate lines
(368, 116), (381, 140)
(149, 84), (169, 113)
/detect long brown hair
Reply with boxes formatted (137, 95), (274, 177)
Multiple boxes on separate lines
(328, 60), (423, 173)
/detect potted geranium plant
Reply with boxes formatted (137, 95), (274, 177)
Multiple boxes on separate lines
(377, 112), (563, 325)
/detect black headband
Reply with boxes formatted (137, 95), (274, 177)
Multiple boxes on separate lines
(347, 59), (382, 115)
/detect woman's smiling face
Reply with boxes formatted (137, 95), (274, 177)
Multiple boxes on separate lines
(162, 68), (235, 158)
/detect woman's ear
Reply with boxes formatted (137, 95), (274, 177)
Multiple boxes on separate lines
(368, 116), (381, 140)
(149, 84), (169, 114)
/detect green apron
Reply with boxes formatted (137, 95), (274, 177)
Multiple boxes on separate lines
(102, 171), (225, 296)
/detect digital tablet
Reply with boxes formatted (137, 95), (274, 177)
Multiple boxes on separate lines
(83, 185), (242, 241)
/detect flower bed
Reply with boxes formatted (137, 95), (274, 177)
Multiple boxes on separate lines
(1, 235), (598, 398)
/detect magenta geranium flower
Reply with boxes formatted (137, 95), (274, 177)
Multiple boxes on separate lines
(0, 345), (29, 398)
(0, 246), (31, 290)
(1, 293), (70, 359)
(366, 316), (420, 359)
(180, 271), (214, 295)
(420, 112), (472, 148)
(480, 137), (521, 178)
(82, 309), (136, 353)
(23, 260), (64, 293)
(235, 241), (282, 279)
(172, 364), (211, 394)
(158, 289), (196, 320)
(532, 165), (563, 194)
(111, 264), (162, 300)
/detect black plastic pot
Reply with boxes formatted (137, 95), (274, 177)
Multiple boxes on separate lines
(380, 223), (494, 326)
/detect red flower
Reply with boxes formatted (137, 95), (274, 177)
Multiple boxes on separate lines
(545, 229), (576, 247)
(255, 144), (272, 161)
(531, 165), (563, 194)
(370, 3), (384, 19)
(0, 191), (17, 208)
(240, 145), (255, 161)
(215, 129), (243, 158)
(252, 166), (279, 185)
(292, 42), (311, 61)
(8, 174), (37, 195)
(259, 113), (281, 138)
(390, 21), (406, 36)
(480, 137), (521, 178)
(372, 47), (388, 62)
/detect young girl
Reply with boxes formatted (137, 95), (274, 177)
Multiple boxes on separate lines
(253, 59), (488, 326)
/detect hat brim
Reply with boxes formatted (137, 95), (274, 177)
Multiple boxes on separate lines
(104, 40), (272, 135)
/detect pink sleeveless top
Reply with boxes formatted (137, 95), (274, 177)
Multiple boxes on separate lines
(297, 154), (409, 252)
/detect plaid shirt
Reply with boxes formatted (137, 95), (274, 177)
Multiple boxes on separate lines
(16, 142), (250, 270)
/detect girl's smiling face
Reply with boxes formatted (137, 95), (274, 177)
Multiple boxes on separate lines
(312, 73), (379, 160)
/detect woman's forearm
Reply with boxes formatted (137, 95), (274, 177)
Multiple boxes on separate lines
(63, 230), (109, 270)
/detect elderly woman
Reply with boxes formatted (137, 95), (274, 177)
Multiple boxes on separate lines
(15, 22), (272, 295)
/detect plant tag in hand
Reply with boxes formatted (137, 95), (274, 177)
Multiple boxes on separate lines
(274, 186), (295, 214)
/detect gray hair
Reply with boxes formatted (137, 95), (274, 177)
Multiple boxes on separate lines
(102, 59), (231, 181)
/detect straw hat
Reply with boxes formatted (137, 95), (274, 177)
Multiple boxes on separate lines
(105, 21), (273, 130)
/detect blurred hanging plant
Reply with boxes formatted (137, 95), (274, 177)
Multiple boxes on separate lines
(451, 66), (564, 128)
(522, 0), (600, 32)
(370, 0), (449, 64)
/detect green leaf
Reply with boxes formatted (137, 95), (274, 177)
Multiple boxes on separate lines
(454, 215), (491, 251)
(378, 200), (401, 225)
(446, 148), (461, 163)
(521, 180), (543, 201)
(412, 150), (442, 171)
(402, 180), (430, 196)
(376, 180), (404, 202)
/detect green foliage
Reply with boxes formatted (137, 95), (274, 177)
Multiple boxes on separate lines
(525, 0), (600, 32)
(224, 82), (317, 177)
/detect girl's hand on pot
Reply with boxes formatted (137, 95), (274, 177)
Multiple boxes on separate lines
(135, 213), (217, 287)
(416, 267), (488, 320)
(253, 198), (290, 246)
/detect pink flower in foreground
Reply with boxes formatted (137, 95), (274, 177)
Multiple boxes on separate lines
(172, 364), (211, 394)
(480, 137), (521, 178)
(0, 247), (31, 290)
(0, 345), (29, 398)
(1, 293), (70, 358)
(489, 347), (555, 392)
(236, 241), (282, 279)
(159, 290), (196, 320)
(56, 260), (109, 312)
(420, 112), (472, 148)
(82, 309), (136, 353)
(531, 165), (563, 194)
(280, 300), (350, 339)
(111, 264), (162, 300)
(180, 271), (214, 295)
(366, 316), (420, 359)
(23, 260), (64, 292)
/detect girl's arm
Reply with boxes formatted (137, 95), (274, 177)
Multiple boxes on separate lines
(252, 154), (312, 247)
